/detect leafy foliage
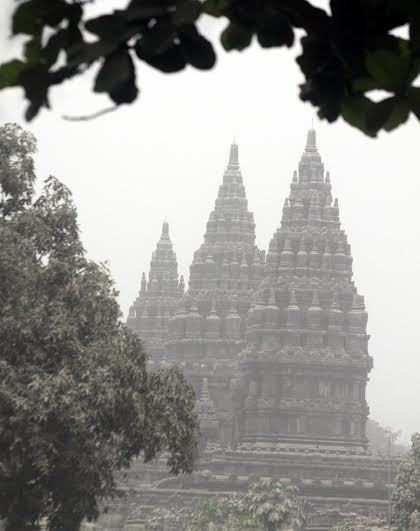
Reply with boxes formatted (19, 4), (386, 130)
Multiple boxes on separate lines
(392, 433), (420, 530)
(0, 123), (199, 531)
(146, 505), (190, 530)
(188, 496), (254, 530)
(188, 479), (305, 531)
(2, 1), (420, 135)
(0, 0), (214, 120)
(332, 513), (387, 531)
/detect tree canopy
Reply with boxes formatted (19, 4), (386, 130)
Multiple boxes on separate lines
(392, 433), (420, 530)
(332, 513), (387, 531)
(1, 0), (420, 135)
(0, 123), (199, 531)
(143, 478), (305, 530)
(187, 479), (305, 531)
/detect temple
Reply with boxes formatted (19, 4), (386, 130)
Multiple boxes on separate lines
(238, 128), (370, 451)
(127, 220), (184, 360)
(114, 131), (397, 530)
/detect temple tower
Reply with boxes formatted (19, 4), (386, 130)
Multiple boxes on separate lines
(127, 221), (184, 360)
(237, 129), (372, 451)
(166, 142), (265, 444)
(117, 133), (395, 531)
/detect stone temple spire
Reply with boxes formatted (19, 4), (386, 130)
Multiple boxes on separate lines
(239, 128), (372, 451)
(166, 142), (264, 410)
(146, 220), (181, 295)
(188, 141), (264, 293)
(126, 221), (184, 360)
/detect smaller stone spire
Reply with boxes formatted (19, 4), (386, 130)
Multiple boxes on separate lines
(185, 301), (203, 338)
(322, 240), (333, 270)
(286, 289), (301, 341)
(280, 238), (295, 268)
(309, 240), (321, 269)
(205, 299), (221, 339)
(296, 237), (308, 269)
(225, 300), (241, 339)
(288, 289), (299, 309)
(141, 272), (147, 292)
(328, 292), (344, 331)
(309, 289), (321, 309)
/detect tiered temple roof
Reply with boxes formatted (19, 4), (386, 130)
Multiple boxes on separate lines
(238, 129), (372, 450)
(127, 221), (184, 359)
(188, 141), (265, 294)
(166, 142), (264, 361)
(163, 142), (264, 445)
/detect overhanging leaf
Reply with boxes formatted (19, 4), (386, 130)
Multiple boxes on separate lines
(341, 94), (376, 136)
(85, 14), (128, 42)
(221, 23), (253, 51)
(352, 77), (381, 92)
(136, 25), (175, 56)
(12, 1), (39, 36)
(365, 96), (397, 132)
(203, 0), (228, 17)
(24, 38), (42, 65)
(179, 26), (216, 69)
(256, 16), (294, 49)
(174, 1), (202, 26)
(135, 42), (186, 73)
(0, 60), (27, 89)
(407, 86), (420, 120)
(383, 98), (410, 131)
(42, 30), (67, 66)
(94, 49), (134, 94)
(365, 50), (407, 92)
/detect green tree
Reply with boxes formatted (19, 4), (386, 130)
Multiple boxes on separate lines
(332, 513), (387, 531)
(188, 479), (305, 531)
(188, 496), (252, 530)
(1, 0), (420, 136)
(392, 433), (420, 530)
(146, 506), (190, 530)
(0, 123), (199, 531)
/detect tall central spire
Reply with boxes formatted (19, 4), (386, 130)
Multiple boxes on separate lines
(188, 141), (264, 292)
(166, 142), (264, 370)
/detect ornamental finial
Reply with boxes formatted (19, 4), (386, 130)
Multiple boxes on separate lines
(229, 140), (239, 165)
(306, 127), (317, 152)
(161, 220), (169, 239)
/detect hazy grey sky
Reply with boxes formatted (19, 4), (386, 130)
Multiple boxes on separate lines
(1, 5), (419, 442)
